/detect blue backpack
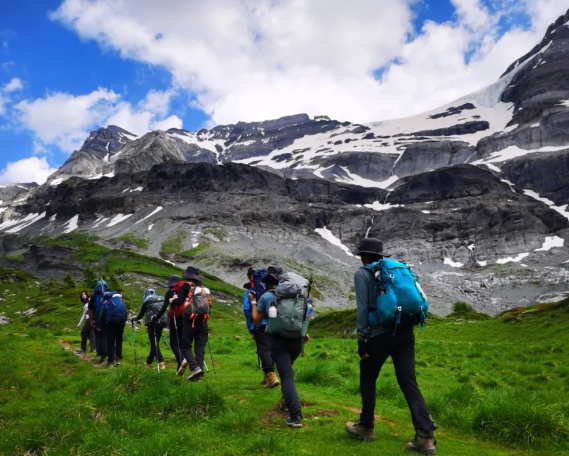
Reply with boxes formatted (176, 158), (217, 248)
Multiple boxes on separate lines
(143, 288), (156, 301)
(363, 259), (428, 332)
(103, 291), (128, 323)
(93, 280), (110, 318)
(250, 269), (267, 301)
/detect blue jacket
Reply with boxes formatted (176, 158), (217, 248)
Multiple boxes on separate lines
(243, 290), (255, 334)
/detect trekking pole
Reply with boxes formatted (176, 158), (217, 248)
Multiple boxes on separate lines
(131, 320), (138, 367)
(161, 334), (177, 362)
(258, 355), (262, 370)
(207, 339), (216, 375)
(203, 360), (210, 373)
(123, 332), (139, 364)
(154, 327), (160, 373)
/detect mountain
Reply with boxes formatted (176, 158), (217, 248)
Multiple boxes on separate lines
(2, 9), (569, 315)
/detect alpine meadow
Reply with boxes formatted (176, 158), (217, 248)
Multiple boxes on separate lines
(2, 2), (569, 456)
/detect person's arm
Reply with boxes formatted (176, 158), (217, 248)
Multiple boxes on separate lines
(355, 269), (371, 358)
(153, 290), (171, 321)
(134, 302), (147, 321)
(97, 306), (105, 329)
(78, 303), (88, 327)
(252, 292), (268, 326)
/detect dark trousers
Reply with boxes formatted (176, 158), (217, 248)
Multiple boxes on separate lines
(170, 316), (183, 367)
(254, 325), (274, 373)
(180, 319), (208, 371)
(81, 319), (96, 352)
(95, 323), (107, 358)
(106, 320), (125, 363)
(360, 329), (434, 438)
(270, 334), (303, 418)
(146, 325), (164, 364)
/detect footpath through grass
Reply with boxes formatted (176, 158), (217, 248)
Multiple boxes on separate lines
(0, 242), (568, 456)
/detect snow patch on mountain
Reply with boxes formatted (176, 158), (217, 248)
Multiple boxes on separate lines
(315, 227), (354, 257)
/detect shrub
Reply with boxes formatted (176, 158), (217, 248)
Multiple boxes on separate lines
(63, 273), (76, 289)
(453, 301), (474, 313)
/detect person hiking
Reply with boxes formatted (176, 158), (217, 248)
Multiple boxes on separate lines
(88, 280), (110, 365)
(244, 277), (280, 389)
(132, 288), (166, 370)
(174, 267), (211, 382)
(251, 266), (309, 428)
(345, 238), (436, 454)
(75, 291), (95, 355)
(97, 290), (128, 368)
(152, 275), (183, 369)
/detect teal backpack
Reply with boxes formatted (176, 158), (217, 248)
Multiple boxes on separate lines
(267, 272), (309, 339)
(363, 259), (428, 333)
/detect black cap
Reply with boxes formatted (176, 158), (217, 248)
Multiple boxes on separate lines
(243, 282), (252, 289)
(166, 275), (181, 288)
(261, 265), (283, 284)
(353, 238), (391, 257)
(183, 266), (203, 282)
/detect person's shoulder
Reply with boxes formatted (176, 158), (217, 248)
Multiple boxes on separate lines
(260, 291), (276, 303)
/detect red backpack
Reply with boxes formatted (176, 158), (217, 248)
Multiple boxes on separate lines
(168, 281), (191, 318)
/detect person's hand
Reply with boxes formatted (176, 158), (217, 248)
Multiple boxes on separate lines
(304, 333), (310, 344)
(90, 320), (96, 328)
(358, 341), (369, 359)
(151, 316), (156, 323)
(250, 333), (255, 340)
(96, 327), (101, 332)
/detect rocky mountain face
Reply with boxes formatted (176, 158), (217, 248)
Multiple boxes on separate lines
(2, 10), (569, 315)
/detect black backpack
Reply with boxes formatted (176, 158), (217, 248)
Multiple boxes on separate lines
(145, 295), (168, 328)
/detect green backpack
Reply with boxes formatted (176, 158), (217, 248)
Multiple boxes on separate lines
(267, 272), (309, 339)
(145, 295), (168, 328)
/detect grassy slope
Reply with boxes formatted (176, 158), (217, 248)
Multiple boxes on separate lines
(0, 241), (568, 456)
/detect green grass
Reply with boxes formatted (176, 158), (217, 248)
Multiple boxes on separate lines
(0, 244), (568, 455)
(180, 241), (210, 259)
(160, 232), (186, 256)
(111, 233), (149, 249)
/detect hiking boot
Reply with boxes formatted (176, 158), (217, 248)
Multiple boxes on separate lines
(177, 359), (188, 376)
(158, 362), (166, 370)
(265, 372), (280, 389)
(260, 373), (268, 385)
(191, 373), (204, 382)
(144, 362), (152, 369)
(74, 349), (86, 355)
(89, 348), (96, 353)
(115, 359), (122, 367)
(93, 356), (106, 366)
(286, 416), (302, 428)
(105, 362), (114, 368)
(405, 435), (437, 455)
(345, 422), (375, 441)
(187, 367), (203, 381)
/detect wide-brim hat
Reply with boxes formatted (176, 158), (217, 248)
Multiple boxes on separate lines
(183, 266), (203, 282)
(166, 275), (181, 287)
(353, 238), (391, 257)
(261, 265), (283, 284)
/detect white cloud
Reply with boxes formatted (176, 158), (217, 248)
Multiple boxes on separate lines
(14, 87), (179, 152)
(4, 77), (23, 92)
(51, 0), (569, 126)
(1, 61), (15, 72)
(0, 156), (58, 184)
(152, 114), (183, 131)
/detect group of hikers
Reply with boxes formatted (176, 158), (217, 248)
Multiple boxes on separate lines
(74, 237), (437, 455)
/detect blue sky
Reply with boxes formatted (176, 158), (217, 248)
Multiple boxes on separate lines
(0, 0), (563, 183)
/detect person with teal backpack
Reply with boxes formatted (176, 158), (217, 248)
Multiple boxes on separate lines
(345, 238), (436, 455)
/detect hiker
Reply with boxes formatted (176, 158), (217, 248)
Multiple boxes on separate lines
(244, 272), (279, 389)
(251, 266), (309, 428)
(75, 291), (95, 355)
(173, 266), (211, 382)
(152, 275), (183, 368)
(88, 280), (110, 365)
(97, 290), (128, 368)
(132, 288), (166, 370)
(345, 238), (436, 454)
